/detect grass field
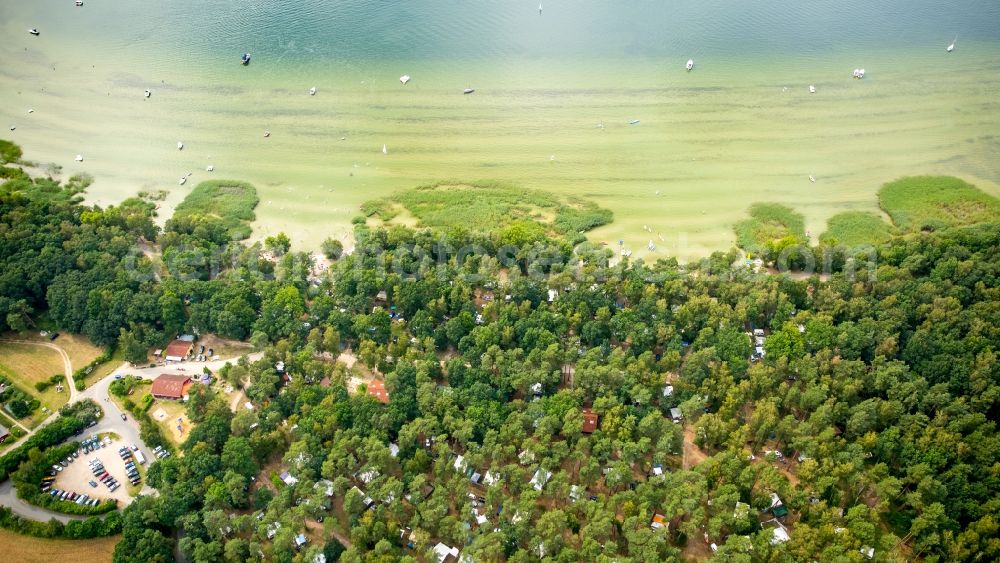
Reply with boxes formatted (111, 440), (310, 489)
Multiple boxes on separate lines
(0, 343), (69, 428)
(878, 176), (1000, 233)
(169, 180), (260, 239)
(819, 211), (896, 247)
(0, 343), (63, 387)
(0, 528), (119, 563)
(733, 203), (807, 254)
(82, 347), (125, 389)
(52, 334), (104, 371)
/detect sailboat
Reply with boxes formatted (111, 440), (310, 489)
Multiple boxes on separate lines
(947, 36), (956, 52)
(382, 144), (388, 155)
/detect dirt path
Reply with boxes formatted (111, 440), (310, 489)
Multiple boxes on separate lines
(305, 518), (353, 550)
(682, 425), (708, 470)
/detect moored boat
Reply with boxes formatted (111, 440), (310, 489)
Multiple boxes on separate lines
(809, 85), (816, 93)
(309, 86), (316, 96)
(686, 59), (694, 71)
(144, 89), (151, 98)
(241, 53), (251, 65)
(28, 28), (40, 35)
(463, 88), (475, 94)
(400, 75), (411, 85)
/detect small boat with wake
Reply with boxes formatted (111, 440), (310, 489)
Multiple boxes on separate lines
(947, 37), (956, 52)
(241, 53), (251, 65)
(629, 119), (640, 125)
(75, 1), (83, 6)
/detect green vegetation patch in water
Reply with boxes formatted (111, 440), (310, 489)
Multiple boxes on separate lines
(819, 211), (896, 247)
(733, 203), (807, 255)
(878, 176), (1000, 233)
(362, 181), (612, 241)
(169, 180), (259, 240)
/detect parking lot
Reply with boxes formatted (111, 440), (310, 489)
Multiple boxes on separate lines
(50, 434), (146, 506)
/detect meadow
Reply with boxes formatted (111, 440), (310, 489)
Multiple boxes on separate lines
(819, 211), (896, 247)
(0, 528), (118, 563)
(363, 181), (612, 241)
(878, 176), (1000, 232)
(732, 203), (806, 255)
(168, 180), (260, 239)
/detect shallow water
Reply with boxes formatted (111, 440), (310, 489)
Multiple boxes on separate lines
(2, 0), (999, 258)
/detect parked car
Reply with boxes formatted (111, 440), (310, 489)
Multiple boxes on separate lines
(88, 480), (98, 488)
(120, 413), (127, 421)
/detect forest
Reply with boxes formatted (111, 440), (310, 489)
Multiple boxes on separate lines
(1, 147), (999, 562)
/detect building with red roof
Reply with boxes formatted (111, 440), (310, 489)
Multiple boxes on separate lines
(368, 380), (390, 404)
(151, 374), (192, 400)
(582, 409), (599, 433)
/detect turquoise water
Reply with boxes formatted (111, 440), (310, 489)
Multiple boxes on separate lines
(2, 1), (999, 257)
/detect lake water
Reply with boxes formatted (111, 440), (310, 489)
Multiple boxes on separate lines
(2, 0), (999, 258)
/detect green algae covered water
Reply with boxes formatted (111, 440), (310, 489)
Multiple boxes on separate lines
(1, 0), (999, 258)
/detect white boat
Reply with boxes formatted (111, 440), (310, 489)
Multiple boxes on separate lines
(75, 1), (83, 6)
(629, 119), (640, 125)
(852, 68), (865, 79)
(144, 89), (151, 98)
(463, 88), (475, 94)
(28, 28), (39, 36)
(177, 141), (184, 150)
(809, 175), (816, 183)
(382, 144), (388, 155)
(400, 74), (411, 85)
(809, 85), (816, 93)
(686, 59), (694, 71)
(947, 37), (956, 52)
(263, 131), (270, 138)
(179, 177), (187, 185)
(206, 165), (214, 172)
(309, 86), (316, 95)
(74, 154), (83, 162)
